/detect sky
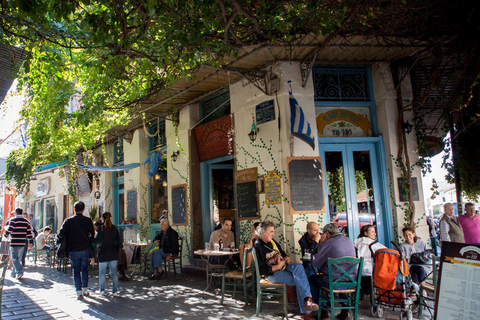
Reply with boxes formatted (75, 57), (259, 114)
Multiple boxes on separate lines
(0, 80), (24, 159)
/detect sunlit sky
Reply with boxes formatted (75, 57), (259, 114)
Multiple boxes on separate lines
(0, 80), (24, 159)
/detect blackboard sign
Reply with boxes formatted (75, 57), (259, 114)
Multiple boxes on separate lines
(397, 177), (420, 201)
(171, 184), (187, 226)
(236, 180), (259, 219)
(287, 157), (325, 214)
(126, 189), (137, 221)
(256, 99), (275, 125)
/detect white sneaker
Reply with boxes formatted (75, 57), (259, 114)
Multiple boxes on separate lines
(82, 288), (90, 296)
(16, 273), (23, 279)
(112, 292), (119, 297)
(96, 291), (105, 296)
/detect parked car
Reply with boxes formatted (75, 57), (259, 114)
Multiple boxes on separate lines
(333, 212), (375, 229)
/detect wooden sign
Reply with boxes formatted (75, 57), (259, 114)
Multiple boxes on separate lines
(171, 184), (187, 226)
(287, 157), (325, 214)
(265, 171), (282, 204)
(435, 242), (480, 320)
(235, 168), (259, 219)
(194, 115), (233, 162)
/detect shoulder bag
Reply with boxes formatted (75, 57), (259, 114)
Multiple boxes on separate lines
(410, 249), (434, 264)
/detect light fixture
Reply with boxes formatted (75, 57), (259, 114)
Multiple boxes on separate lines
(154, 173), (161, 180)
(171, 151), (180, 162)
(402, 121), (414, 134)
(248, 118), (259, 142)
(162, 180), (168, 187)
(30, 176), (37, 181)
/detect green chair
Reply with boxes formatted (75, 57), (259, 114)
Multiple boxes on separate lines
(221, 247), (255, 304)
(0, 256), (10, 315)
(317, 257), (364, 320)
(251, 248), (289, 318)
(418, 256), (439, 319)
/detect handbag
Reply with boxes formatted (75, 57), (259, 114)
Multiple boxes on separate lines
(410, 249), (434, 264)
(56, 236), (68, 259)
(264, 245), (287, 273)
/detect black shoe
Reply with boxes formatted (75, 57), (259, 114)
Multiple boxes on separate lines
(148, 274), (157, 280)
(320, 310), (331, 320)
(336, 309), (352, 320)
(155, 271), (165, 280)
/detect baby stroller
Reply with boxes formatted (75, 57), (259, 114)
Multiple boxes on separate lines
(369, 242), (414, 320)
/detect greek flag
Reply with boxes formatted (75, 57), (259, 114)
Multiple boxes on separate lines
(289, 86), (315, 150)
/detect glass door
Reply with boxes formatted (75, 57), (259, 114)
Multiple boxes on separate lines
(320, 143), (385, 244)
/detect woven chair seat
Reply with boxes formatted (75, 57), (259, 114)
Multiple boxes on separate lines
(260, 279), (284, 286)
(321, 286), (356, 294)
(225, 270), (252, 278)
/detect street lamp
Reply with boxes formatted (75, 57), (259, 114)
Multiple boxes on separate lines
(171, 151), (180, 162)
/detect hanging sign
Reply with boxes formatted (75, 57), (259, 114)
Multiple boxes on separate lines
(256, 99), (275, 125)
(265, 171), (282, 204)
(194, 115), (233, 162)
(36, 178), (50, 197)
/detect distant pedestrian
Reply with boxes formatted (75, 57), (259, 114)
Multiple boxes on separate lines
(439, 203), (465, 245)
(22, 212), (33, 266)
(426, 214), (438, 255)
(57, 201), (95, 300)
(459, 203), (480, 244)
(4, 207), (33, 279)
(95, 212), (121, 296)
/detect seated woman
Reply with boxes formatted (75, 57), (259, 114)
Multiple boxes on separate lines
(238, 221), (260, 267)
(253, 220), (318, 320)
(400, 227), (432, 285)
(355, 224), (386, 295)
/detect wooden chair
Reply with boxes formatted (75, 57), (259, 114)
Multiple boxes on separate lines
(418, 256), (440, 319)
(164, 236), (183, 276)
(221, 247), (254, 304)
(251, 248), (289, 318)
(317, 257), (364, 320)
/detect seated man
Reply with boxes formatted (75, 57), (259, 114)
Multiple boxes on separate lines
(36, 226), (53, 255)
(149, 219), (179, 280)
(298, 222), (321, 279)
(310, 223), (357, 320)
(209, 217), (239, 270)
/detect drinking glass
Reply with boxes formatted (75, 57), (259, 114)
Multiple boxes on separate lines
(230, 242), (235, 251)
(205, 243), (211, 251)
(213, 243), (220, 252)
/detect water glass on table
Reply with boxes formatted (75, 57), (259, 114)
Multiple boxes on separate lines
(205, 243), (211, 251)
(304, 249), (311, 259)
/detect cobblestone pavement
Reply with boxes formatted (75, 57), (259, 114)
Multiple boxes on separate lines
(2, 261), (432, 320)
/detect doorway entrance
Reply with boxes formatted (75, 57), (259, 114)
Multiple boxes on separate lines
(319, 139), (392, 245)
(200, 155), (235, 244)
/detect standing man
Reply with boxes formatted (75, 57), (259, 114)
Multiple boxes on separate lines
(426, 214), (438, 255)
(298, 222), (321, 278)
(459, 203), (480, 244)
(5, 208), (33, 279)
(57, 201), (95, 300)
(149, 219), (179, 280)
(439, 203), (465, 245)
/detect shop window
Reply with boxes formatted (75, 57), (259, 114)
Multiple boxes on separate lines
(313, 66), (370, 102)
(200, 89), (230, 125)
(113, 139), (126, 224)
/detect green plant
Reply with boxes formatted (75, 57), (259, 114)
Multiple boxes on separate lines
(89, 205), (98, 221)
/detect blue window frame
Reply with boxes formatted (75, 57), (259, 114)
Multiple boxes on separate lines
(313, 66), (371, 102)
(200, 88), (230, 125)
(113, 139), (125, 225)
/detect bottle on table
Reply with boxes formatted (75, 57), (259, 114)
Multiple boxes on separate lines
(219, 238), (224, 251)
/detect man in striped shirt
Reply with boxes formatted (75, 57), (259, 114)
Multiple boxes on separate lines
(5, 207), (33, 279)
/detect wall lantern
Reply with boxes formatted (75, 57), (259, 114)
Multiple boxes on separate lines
(402, 121), (414, 134)
(171, 151), (180, 162)
(248, 120), (259, 142)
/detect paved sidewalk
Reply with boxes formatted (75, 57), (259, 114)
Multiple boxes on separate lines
(2, 262), (431, 319)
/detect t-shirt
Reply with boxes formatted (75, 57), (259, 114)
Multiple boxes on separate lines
(209, 229), (235, 249)
(459, 214), (480, 244)
(36, 233), (48, 250)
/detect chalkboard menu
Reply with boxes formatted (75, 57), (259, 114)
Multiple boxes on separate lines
(235, 168), (259, 219)
(126, 189), (137, 220)
(287, 157), (325, 214)
(171, 184), (187, 226)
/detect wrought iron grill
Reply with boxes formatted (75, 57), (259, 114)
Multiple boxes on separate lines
(313, 67), (370, 102)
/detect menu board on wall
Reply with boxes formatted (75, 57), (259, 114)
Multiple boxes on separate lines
(126, 189), (137, 221)
(235, 168), (259, 220)
(435, 242), (480, 320)
(265, 171), (282, 204)
(287, 157), (325, 214)
(171, 184), (187, 226)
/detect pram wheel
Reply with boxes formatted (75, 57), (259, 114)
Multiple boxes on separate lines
(400, 310), (413, 320)
(370, 305), (383, 318)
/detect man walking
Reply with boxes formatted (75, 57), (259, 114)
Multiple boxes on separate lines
(57, 201), (94, 300)
(5, 207), (33, 279)
(459, 203), (480, 244)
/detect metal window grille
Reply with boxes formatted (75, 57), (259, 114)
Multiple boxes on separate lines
(313, 66), (370, 102)
(200, 90), (230, 125)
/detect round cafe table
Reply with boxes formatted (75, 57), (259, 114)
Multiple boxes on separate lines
(194, 249), (238, 294)
(124, 242), (152, 276)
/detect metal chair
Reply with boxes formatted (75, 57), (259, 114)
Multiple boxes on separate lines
(251, 247), (289, 318)
(418, 256), (440, 319)
(0, 256), (10, 315)
(317, 257), (364, 320)
(221, 247), (255, 304)
(163, 236), (183, 276)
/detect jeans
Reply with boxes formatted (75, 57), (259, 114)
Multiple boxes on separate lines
(267, 263), (313, 314)
(99, 260), (119, 293)
(22, 243), (28, 266)
(410, 265), (427, 284)
(151, 248), (170, 270)
(303, 261), (318, 280)
(69, 250), (91, 292)
(10, 246), (25, 277)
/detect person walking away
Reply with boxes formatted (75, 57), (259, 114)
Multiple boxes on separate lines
(459, 202), (480, 244)
(4, 207), (33, 279)
(57, 201), (95, 300)
(95, 212), (121, 296)
(426, 214), (438, 255)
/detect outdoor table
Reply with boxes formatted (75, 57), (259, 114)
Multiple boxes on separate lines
(124, 242), (152, 276)
(194, 249), (239, 294)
